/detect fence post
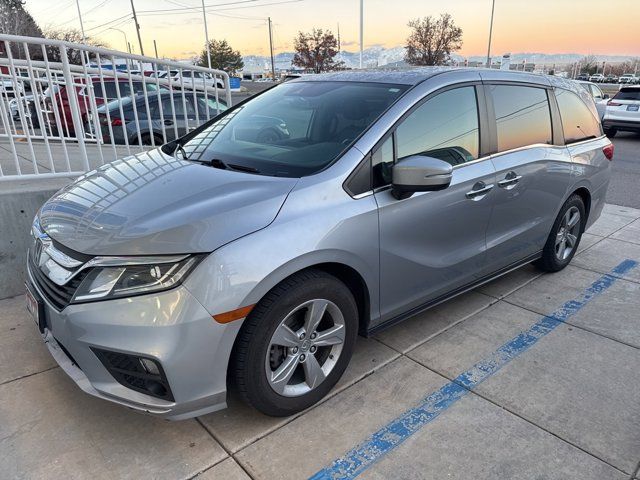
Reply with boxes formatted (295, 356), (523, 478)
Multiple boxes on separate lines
(59, 44), (90, 172)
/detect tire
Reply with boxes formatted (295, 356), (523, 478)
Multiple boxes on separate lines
(604, 127), (617, 138)
(534, 194), (586, 273)
(137, 133), (163, 146)
(232, 269), (358, 416)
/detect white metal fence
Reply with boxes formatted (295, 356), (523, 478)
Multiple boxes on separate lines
(0, 34), (232, 181)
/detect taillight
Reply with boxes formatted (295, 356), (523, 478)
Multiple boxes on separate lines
(607, 101), (622, 107)
(603, 144), (614, 161)
(111, 117), (123, 126)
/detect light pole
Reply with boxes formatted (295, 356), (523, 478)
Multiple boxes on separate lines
(486, 0), (496, 68)
(109, 27), (129, 53)
(130, 0), (144, 56)
(359, 0), (364, 69)
(202, 0), (212, 69)
(75, 0), (86, 42)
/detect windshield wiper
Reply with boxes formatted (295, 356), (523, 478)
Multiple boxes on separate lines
(209, 158), (260, 174)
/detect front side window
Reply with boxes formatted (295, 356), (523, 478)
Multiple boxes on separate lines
(590, 84), (603, 100)
(180, 81), (409, 177)
(395, 86), (480, 166)
(555, 88), (602, 144)
(491, 85), (552, 151)
(372, 135), (394, 188)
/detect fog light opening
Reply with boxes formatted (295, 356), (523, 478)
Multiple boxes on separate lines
(140, 357), (161, 375)
(145, 379), (167, 397)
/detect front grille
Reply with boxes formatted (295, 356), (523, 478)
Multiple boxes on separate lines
(28, 251), (89, 311)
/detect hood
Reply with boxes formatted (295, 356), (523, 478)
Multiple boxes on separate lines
(39, 148), (298, 256)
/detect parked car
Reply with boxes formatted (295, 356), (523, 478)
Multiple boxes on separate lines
(576, 73), (590, 81)
(602, 86), (640, 137)
(576, 80), (609, 118)
(173, 70), (225, 90)
(0, 78), (24, 98)
(92, 91), (227, 145)
(619, 74), (640, 85)
(45, 77), (166, 136)
(604, 74), (618, 83)
(589, 73), (605, 83)
(27, 69), (611, 419)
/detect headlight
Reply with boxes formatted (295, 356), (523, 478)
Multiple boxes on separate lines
(72, 255), (201, 302)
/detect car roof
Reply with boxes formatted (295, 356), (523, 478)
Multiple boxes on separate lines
(290, 67), (558, 86)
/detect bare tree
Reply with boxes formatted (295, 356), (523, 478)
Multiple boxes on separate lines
(579, 54), (599, 75)
(292, 28), (344, 73)
(0, 0), (43, 59)
(43, 28), (108, 65)
(404, 14), (462, 66)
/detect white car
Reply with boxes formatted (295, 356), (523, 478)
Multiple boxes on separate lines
(589, 73), (605, 83)
(602, 86), (640, 137)
(173, 70), (225, 90)
(576, 80), (609, 119)
(0, 78), (24, 98)
(619, 74), (639, 85)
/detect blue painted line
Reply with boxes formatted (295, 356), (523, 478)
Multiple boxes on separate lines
(310, 259), (638, 480)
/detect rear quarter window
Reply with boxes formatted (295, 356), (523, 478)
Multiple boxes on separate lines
(554, 88), (602, 144)
(490, 85), (553, 152)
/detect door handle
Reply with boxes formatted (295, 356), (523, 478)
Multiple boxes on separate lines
(163, 119), (174, 126)
(465, 182), (494, 199)
(498, 173), (522, 188)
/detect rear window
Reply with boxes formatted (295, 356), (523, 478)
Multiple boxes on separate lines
(613, 89), (640, 101)
(490, 85), (553, 151)
(554, 89), (602, 144)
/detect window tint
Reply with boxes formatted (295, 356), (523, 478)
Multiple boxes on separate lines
(590, 84), (603, 100)
(91, 81), (126, 99)
(372, 135), (394, 188)
(491, 85), (552, 151)
(554, 89), (602, 144)
(181, 81), (408, 177)
(161, 96), (195, 118)
(395, 86), (479, 166)
(613, 88), (640, 101)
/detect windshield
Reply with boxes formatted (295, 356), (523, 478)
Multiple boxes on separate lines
(180, 81), (409, 177)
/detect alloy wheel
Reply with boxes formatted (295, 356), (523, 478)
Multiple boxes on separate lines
(555, 206), (581, 261)
(265, 299), (345, 397)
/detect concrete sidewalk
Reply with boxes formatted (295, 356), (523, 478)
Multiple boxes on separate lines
(1, 203), (640, 480)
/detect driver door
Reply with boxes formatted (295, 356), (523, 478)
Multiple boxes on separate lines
(374, 85), (496, 322)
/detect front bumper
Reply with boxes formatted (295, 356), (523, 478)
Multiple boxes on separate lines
(27, 264), (241, 420)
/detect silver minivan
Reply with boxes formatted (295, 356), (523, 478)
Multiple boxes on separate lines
(27, 68), (612, 419)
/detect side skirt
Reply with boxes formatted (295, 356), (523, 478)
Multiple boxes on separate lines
(367, 251), (542, 336)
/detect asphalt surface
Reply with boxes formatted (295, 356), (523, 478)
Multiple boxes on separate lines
(607, 132), (640, 208)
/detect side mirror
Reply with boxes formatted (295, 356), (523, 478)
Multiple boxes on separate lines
(391, 155), (453, 200)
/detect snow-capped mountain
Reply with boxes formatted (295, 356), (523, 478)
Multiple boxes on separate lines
(241, 47), (636, 73)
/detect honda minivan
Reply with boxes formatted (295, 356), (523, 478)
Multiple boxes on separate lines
(26, 68), (612, 419)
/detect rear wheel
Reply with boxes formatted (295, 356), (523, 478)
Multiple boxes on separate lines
(232, 269), (358, 416)
(534, 194), (586, 272)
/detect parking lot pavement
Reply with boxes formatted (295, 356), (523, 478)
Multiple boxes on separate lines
(1, 203), (640, 480)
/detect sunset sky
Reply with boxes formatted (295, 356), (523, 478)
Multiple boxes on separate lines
(24, 0), (640, 59)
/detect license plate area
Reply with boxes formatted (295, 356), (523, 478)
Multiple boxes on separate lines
(627, 105), (639, 112)
(25, 283), (47, 334)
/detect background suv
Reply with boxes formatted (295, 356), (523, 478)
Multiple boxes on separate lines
(603, 86), (640, 136)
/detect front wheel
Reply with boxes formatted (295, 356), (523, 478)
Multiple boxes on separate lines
(232, 269), (358, 416)
(534, 194), (586, 272)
